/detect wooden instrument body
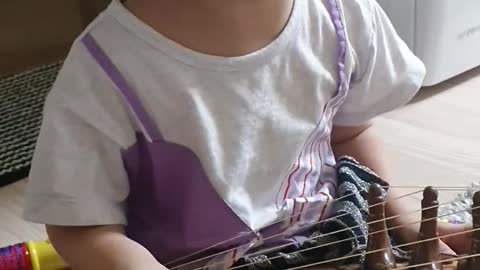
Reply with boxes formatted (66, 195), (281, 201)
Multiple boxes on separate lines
(303, 262), (458, 270)
(173, 158), (479, 270)
(304, 187), (479, 270)
(241, 186), (478, 270)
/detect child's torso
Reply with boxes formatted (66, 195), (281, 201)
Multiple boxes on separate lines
(83, 0), (354, 231)
(77, 0), (355, 265)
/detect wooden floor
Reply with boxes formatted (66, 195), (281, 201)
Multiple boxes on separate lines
(1, 67), (479, 248)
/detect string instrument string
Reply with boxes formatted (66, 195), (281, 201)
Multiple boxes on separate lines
(170, 184), (471, 267)
(381, 186), (469, 190)
(176, 198), (457, 270)
(168, 188), (431, 268)
(223, 206), (478, 270)
(244, 202), (476, 260)
(230, 227), (480, 270)
(188, 204), (479, 270)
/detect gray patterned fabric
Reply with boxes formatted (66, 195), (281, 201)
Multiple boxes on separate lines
(233, 157), (410, 270)
(0, 62), (62, 187)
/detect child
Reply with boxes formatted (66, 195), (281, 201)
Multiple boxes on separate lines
(24, 0), (469, 269)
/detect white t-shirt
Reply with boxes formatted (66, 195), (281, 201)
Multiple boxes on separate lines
(24, 0), (425, 230)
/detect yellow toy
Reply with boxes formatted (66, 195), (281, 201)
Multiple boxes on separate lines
(0, 240), (66, 270)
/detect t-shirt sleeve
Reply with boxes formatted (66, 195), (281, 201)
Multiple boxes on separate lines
(332, 0), (427, 126)
(23, 44), (132, 226)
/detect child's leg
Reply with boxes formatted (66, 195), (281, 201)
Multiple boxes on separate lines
(386, 189), (472, 254)
(439, 222), (472, 254)
(331, 126), (472, 254)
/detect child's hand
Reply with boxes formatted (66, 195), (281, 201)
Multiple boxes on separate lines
(440, 240), (457, 257)
(47, 225), (165, 270)
(439, 222), (472, 255)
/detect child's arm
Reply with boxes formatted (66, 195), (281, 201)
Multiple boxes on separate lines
(22, 41), (166, 269)
(329, 1), (466, 254)
(329, 0), (428, 243)
(47, 225), (166, 270)
(331, 124), (460, 255)
(331, 124), (420, 244)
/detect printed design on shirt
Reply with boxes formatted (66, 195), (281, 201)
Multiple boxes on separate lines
(275, 0), (349, 209)
(278, 119), (330, 206)
(281, 189), (333, 232)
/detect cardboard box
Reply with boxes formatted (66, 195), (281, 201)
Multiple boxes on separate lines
(0, 0), (110, 77)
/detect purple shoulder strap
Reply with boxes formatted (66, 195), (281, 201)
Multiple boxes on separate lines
(81, 33), (162, 142)
(328, 0), (348, 97)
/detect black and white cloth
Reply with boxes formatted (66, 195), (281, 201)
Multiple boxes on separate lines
(233, 156), (410, 270)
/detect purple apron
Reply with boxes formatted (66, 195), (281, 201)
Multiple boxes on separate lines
(81, 0), (349, 268)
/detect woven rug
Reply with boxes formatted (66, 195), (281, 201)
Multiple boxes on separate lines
(0, 62), (62, 188)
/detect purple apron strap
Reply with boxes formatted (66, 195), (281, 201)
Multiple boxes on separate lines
(81, 33), (162, 142)
(328, 0), (347, 93)
(327, 0), (349, 113)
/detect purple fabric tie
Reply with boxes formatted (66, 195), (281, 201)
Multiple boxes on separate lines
(82, 33), (163, 142)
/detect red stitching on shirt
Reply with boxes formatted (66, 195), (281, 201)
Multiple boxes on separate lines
(281, 121), (321, 202)
(301, 135), (319, 197)
(228, 248), (238, 267)
(297, 197), (309, 222)
(283, 161), (301, 201)
(289, 199), (298, 224)
(312, 139), (324, 196)
(318, 193), (331, 221)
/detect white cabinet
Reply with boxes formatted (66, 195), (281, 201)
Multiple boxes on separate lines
(377, 0), (480, 86)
